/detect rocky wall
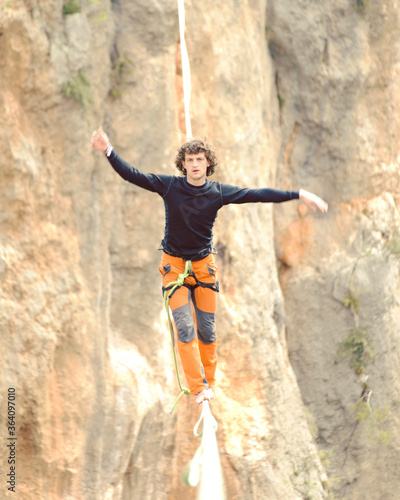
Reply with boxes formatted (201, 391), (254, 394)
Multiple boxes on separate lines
(269, 0), (400, 498)
(2, 0), (398, 499)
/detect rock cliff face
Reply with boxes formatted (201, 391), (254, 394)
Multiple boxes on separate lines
(269, 0), (400, 498)
(0, 1), (399, 499)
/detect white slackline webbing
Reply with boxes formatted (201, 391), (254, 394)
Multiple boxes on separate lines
(175, 3), (225, 499)
(177, 0), (193, 138)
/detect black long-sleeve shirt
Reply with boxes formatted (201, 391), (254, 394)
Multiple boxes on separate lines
(108, 151), (299, 260)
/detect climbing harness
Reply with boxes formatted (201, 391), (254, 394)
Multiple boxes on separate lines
(159, 241), (217, 261)
(163, 258), (219, 413)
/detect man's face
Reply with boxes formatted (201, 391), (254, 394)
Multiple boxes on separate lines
(182, 151), (210, 185)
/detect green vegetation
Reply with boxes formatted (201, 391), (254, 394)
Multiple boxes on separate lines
(343, 289), (361, 314)
(355, 401), (392, 444)
(386, 237), (400, 256)
(336, 275), (392, 450)
(292, 456), (312, 478)
(109, 55), (133, 99)
(278, 93), (285, 109)
(337, 327), (374, 375)
(93, 10), (110, 24)
(355, 0), (370, 13)
(304, 480), (316, 500)
(318, 448), (334, 469)
(318, 450), (342, 498)
(304, 407), (318, 440)
(343, 277), (366, 315)
(63, 0), (81, 15)
(61, 70), (93, 112)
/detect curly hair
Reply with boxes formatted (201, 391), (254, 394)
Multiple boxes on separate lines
(174, 138), (218, 177)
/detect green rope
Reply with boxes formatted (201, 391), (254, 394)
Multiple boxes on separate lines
(163, 260), (193, 413)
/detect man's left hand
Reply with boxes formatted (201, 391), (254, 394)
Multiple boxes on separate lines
(299, 189), (328, 213)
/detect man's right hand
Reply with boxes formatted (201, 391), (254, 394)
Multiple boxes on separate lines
(91, 127), (110, 153)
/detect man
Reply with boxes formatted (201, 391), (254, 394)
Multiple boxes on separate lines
(91, 127), (328, 404)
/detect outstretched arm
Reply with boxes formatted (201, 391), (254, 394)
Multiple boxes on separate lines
(90, 126), (172, 195)
(221, 184), (328, 213)
(299, 189), (328, 213)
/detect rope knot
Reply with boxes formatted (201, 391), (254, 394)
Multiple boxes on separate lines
(176, 275), (185, 287)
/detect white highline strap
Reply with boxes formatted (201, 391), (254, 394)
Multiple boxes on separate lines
(177, 0), (192, 138)
(185, 401), (226, 500)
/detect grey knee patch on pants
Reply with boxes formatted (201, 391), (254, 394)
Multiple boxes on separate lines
(172, 304), (196, 344)
(196, 309), (216, 344)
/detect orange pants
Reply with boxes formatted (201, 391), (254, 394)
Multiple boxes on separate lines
(159, 252), (218, 395)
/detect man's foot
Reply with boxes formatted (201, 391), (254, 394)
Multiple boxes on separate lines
(195, 388), (215, 405)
